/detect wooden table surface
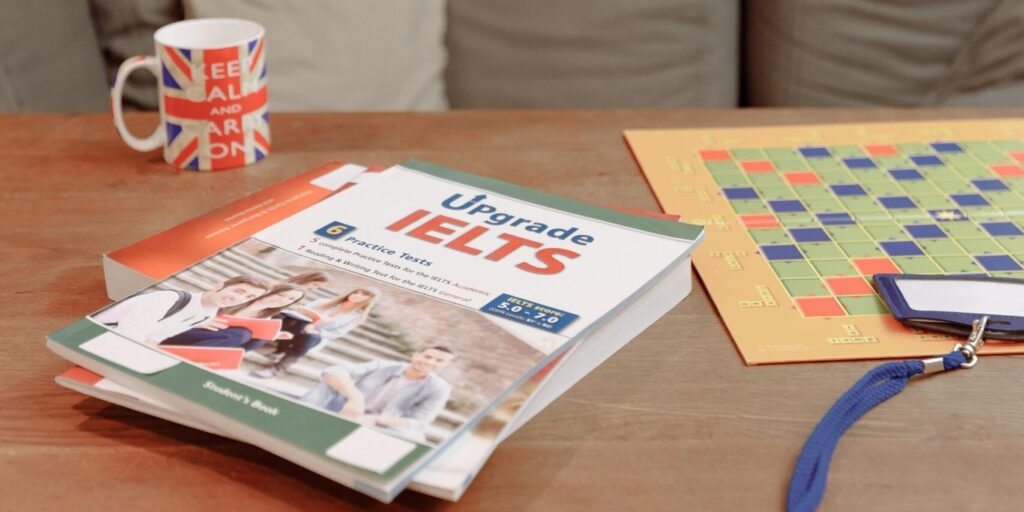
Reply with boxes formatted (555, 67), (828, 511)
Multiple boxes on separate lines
(3, 110), (1024, 511)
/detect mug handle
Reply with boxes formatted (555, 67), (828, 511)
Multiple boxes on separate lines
(111, 56), (164, 151)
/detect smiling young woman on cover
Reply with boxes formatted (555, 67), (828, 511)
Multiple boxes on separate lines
(160, 283), (306, 349)
(253, 287), (380, 378)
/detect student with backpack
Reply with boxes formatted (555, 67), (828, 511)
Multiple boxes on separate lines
(92, 276), (271, 345)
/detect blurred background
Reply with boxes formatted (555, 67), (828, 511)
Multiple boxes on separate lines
(1, 0), (1021, 113)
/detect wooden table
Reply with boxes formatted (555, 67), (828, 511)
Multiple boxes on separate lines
(3, 110), (1023, 511)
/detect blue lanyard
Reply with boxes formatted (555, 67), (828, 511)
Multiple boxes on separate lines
(786, 317), (988, 512)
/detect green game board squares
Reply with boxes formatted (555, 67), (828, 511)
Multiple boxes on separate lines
(803, 196), (844, 212)
(840, 242), (883, 258)
(782, 278), (830, 297)
(826, 225), (870, 242)
(891, 209), (930, 223)
(830, 145), (866, 157)
(962, 207), (1005, 221)
(863, 182), (904, 196)
(812, 259), (859, 277)
(959, 238), (1004, 254)
(799, 242), (845, 259)
(729, 199), (769, 214)
(941, 223), (987, 239)
(875, 156), (909, 167)
(974, 152), (1011, 165)
(774, 160), (808, 171)
(918, 238), (965, 255)
(993, 140), (1024, 151)
(839, 296), (888, 316)
(896, 143), (932, 154)
(778, 212), (818, 227)
(951, 163), (991, 178)
(808, 159), (843, 172)
(839, 196), (883, 213)
(854, 212), (895, 224)
(851, 169), (890, 183)
(985, 192), (1024, 208)
(864, 224), (910, 241)
(712, 172), (749, 187)
(705, 160), (740, 173)
(747, 173), (785, 187)
(892, 256), (941, 274)
(730, 148), (766, 160)
(795, 185), (832, 199)
(750, 228), (791, 245)
(996, 237), (1024, 253)
(933, 255), (982, 274)
(932, 180), (975, 194)
(757, 185), (797, 199)
(962, 141), (1000, 155)
(765, 147), (801, 160)
(771, 260), (817, 279)
(897, 181), (940, 196)
(912, 195), (956, 209)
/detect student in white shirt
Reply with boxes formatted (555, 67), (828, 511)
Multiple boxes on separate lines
(92, 276), (271, 345)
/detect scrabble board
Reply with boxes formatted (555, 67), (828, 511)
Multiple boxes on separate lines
(626, 120), (1024, 364)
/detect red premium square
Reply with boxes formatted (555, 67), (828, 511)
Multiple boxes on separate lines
(795, 297), (845, 317)
(852, 258), (900, 276)
(700, 149), (732, 161)
(825, 277), (873, 296)
(741, 160), (775, 173)
(784, 172), (821, 185)
(741, 214), (780, 229)
(1010, 152), (1024, 163)
(864, 144), (899, 156)
(992, 164), (1024, 177)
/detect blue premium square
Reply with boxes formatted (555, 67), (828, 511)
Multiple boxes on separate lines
(980, 222), (1024, 237)
(911, 155), (944, 166)
(904, 224), (946, 239)
(789, 228), (831, 243)
(723, 187), (760, 200)
(971, 179), (1009, 192)
(975, 255), (1022, 272)
(928, 209), (968, 222)
(817, 212), (855, 225)
(761, 244), (804, 260)
(843, 157), (877, 170)
(950, 194), (990, 207)
(830, 184), (867, 196)
(889, 169), (924, 180)
(878, 196), (916, 209)
(879, 241), (924, 257)
(768, 200), (807, 213)
(799, 146), (832, 158)
(930, 142), (964, 153)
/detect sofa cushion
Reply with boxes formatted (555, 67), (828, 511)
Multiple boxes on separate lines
(185, 0), (448, 111)
(0, 2), (109, 112)
(90, 0), (183, 111)
(445, 0), (740, 108)
(745, 0), (1022, 107)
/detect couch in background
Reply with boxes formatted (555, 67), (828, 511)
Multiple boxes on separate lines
(0, 0), (1020, 112)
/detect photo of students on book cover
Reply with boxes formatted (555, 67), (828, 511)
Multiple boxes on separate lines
(90, 238), (554, 445)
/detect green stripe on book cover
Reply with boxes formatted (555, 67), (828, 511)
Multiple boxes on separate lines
(49, 319), (430, 482)
(401, 159), (705, 241)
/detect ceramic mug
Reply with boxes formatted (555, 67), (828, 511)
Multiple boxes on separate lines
(111, 18), (270, 171)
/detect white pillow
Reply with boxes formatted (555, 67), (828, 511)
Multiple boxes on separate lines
(185, 0), (448, 111)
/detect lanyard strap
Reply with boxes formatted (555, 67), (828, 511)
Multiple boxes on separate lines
(787, 316), (988, 511)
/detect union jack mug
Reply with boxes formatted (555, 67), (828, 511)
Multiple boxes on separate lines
(111, 18), (270, 171)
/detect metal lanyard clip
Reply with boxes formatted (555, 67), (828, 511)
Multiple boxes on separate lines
(921, 316), (988, 373)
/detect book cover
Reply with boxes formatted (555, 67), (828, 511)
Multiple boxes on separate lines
(48, 159), (702, 501)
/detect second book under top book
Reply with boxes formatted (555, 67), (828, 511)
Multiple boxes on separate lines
(46, 159), (704, 502)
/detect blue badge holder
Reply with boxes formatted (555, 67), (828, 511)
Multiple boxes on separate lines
(874, 273), (1024, 341)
